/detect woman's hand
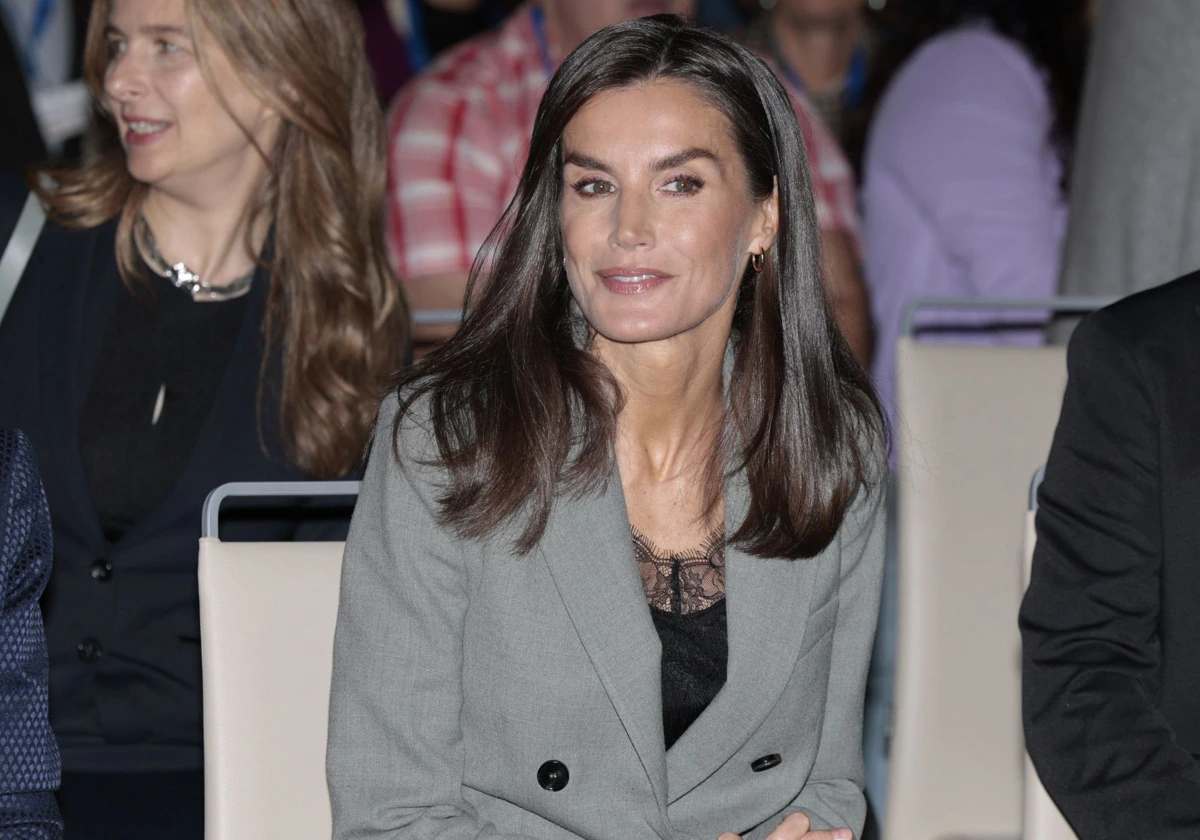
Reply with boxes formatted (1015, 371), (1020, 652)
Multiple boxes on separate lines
(719, 812), (854, 840)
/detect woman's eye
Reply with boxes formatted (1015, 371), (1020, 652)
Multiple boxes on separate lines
(156, 38), (190, 55)
(664, 176), (704, 194)
(573, 179), (614, 196)
(106, 39), (126, 59)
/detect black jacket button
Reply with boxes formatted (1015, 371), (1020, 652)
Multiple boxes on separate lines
(77, 638), (104, 663)
(751, 753), (782, 772)
(537, 760), (569, 791)
(91, 559), (113, 582)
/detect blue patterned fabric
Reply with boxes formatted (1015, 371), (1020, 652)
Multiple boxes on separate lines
(0, 429), (62, 839)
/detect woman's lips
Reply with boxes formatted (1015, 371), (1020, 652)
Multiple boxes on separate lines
(123, 117), (172, 146)
(596, 267), (673, 295)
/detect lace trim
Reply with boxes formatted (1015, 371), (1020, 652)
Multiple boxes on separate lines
(632, 525), (726, 615)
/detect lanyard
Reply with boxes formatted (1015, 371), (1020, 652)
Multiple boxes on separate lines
(529, 4), (555, 77)
(405, 0), (433, 73)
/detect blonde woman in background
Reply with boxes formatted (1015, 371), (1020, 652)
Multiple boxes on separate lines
(0, 0), (408, 836)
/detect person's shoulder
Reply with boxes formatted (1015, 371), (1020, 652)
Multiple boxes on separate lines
(1075, 272), (1200, 358)
(371, 385), (444, 477)
(885, 25), (1044, 115)
(912, 26), (1034, 78)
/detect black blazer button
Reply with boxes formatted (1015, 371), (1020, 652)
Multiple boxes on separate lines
(91, 559), (113, 582)
(751, 753), (782, 772)
(77, 637), (104, 663)
(537, 760), (569, 791)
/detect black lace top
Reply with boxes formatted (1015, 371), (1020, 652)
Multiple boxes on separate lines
(633, 527), (728, 749)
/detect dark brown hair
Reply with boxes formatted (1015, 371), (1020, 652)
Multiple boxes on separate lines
(33, 0), (409, 478)
(394, 14), (883, 557)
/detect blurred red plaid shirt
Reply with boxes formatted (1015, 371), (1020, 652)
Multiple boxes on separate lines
(385, 4), (860, 283)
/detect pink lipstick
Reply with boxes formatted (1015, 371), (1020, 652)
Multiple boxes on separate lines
(596, 266), (673, 295)
(122, 115), (172, 146)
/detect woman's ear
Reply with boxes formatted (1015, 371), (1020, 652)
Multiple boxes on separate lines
(748, 178), (780, 257)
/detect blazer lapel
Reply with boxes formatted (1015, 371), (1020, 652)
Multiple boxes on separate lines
(664, 470), (825, 803)
(537, 476), (669, 810)
(36, 224), (118, 552)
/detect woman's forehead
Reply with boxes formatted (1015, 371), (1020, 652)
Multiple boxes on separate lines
(563, 80), (736, 159)
(108, 0), (187, 27)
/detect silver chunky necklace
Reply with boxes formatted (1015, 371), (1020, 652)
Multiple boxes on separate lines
(134, 214), (255, 302)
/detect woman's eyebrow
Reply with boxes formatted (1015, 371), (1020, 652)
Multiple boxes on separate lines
(105, 23), (190, 37)
(140, 24), (190, 37)
(652, 147), (720, 172)
(563, 152), (612, 174)
(563, 147), (722, 174)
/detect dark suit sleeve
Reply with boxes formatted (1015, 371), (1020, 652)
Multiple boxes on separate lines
(0, 431), (62, 839)
(1019, 312), (1200, 838)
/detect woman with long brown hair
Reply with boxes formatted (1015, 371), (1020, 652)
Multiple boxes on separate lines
(329, 15), (885, 840)
(0, 0), (408, 835)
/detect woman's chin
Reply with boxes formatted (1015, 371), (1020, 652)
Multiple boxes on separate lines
(124, 162), (168, 189)
(588, 318), (682, 346)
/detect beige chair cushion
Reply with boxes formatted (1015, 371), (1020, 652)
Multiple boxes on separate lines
(198, 537), (344, 840)
(887, 337), (1065, 840)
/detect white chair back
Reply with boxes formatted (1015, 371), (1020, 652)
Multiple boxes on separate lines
(198, 481), (358, 840)
(887, 337), (1066, 840)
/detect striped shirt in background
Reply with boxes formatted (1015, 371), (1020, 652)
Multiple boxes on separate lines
(385, 3), (861, 285)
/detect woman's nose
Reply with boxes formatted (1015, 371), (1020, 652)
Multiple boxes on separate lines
(609, 191), (656, 251)
(104, 53), (147, 103)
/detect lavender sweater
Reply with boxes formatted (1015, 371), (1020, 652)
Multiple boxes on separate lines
(862, 26), (1068, 426)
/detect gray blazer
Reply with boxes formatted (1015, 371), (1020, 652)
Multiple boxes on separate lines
(327, 394), (887, 840)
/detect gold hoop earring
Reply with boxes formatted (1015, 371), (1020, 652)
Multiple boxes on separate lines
(750, 252), (765, 273)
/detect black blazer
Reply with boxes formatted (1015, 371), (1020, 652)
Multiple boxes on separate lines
(1020, 272), (1200, 838)
(0, 177), (351, 773)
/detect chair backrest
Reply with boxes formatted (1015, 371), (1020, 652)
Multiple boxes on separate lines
(1021, 469), (1079, 840)
(198, 481), (358, 840)
(887, 337), (1067, 840)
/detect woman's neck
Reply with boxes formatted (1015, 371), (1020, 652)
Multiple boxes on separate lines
(598, 331), (728, 485)
(140, 185), (268, 289)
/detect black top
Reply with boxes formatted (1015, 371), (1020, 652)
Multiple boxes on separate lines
(79, 274), (251, 543)
(633, 527), (727, 749)
(1019, 271), (1200, 836)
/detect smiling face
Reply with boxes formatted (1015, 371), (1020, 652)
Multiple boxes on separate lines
(560, 79), (777, 348)
(101, 0), (280, 201)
